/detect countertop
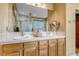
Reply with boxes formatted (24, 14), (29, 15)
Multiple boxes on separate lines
(0, 32), (66, 45)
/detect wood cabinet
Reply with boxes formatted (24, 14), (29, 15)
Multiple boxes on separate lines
(58, 38), (65, 56)
(38, 40), (48, 56)
(49, 39), (57, 56)
(24, 41), (38, 56)
(0, 38), (66, 56)
(2, 43), (23, 56)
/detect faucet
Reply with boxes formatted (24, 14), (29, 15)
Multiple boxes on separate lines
(21, 31), (24, 36)
(6, 26), (9, 32)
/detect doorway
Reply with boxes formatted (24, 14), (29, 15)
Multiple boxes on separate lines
(76, 13), (79, 54)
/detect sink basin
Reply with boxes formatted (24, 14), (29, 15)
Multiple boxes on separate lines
(13, 35), (33, 40)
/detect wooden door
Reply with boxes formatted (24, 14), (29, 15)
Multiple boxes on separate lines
(24, 42), (38, 56)
(58, 38), (65, 56)
(76, 14), (79, 47)
(49, 39), (57, 56)
(38, 40), (48, 56)
(3, 43), (23, 56)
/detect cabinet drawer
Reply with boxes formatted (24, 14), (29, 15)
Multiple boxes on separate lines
(39, 40), (48, 46)
(49, 43), (57, 47)
(3, 43), (23, 51)
(3, 50), (23, 56)
(49, 39), (57, 44)
(58, 38), (65, 42)
(58, 38), (65, 45)
(49, 39), (57, 45)
(24, 41), (38, 48)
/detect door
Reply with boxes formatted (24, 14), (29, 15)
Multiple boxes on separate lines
(49, 39), (57, 56)
(58, 38), (65, 56)
(76, 14), (79, 47)
(38, 40), (48, 56)
(24, 47), (38, 56)
(24, 42), (38, 56)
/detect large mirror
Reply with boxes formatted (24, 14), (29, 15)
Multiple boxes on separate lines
(8, 3), (48, 32)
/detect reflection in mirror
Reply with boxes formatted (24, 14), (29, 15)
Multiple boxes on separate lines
(8, 3), (32, 32)
(8, 3), (47, 32)
(32, 18), (47, 31)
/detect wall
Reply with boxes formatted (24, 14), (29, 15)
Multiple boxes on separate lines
(8, 3), (15, 32)
(0, 4), (8, 32)
(0, 3), (9, 41)
(0, 3), (15, 32)
(48, 3), (66, 32)
(66, 3), (79, 56)
(0, 3), (16, 41)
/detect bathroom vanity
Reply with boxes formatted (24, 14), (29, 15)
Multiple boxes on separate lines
(0, 34), (65, 56)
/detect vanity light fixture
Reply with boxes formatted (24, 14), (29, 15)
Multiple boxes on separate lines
(26, 3), (47, 9)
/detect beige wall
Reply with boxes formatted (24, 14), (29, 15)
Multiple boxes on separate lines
(8, 3), (15, 32)
(0, 4), (9, 40)
(0, 3), (15, 32)
(48, 3), (66, 32)
(0, 4), (8, 32)
(66, 3), (79, 56)
(0, 4), (15, 41)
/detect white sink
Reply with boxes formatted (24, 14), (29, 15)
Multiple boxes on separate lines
(13, 35), (33, 40)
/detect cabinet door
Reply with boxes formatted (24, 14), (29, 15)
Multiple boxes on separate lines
(24, 41), (38, 56)
(3, 50), (23, 56)
(49, 39), (57, 56)
(3, 43), (23, 56)
(0, 45), (2, 56)
(58, 38), (65, 56)
(24, 47), (38, 56)
(39, 40), (48, 56)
